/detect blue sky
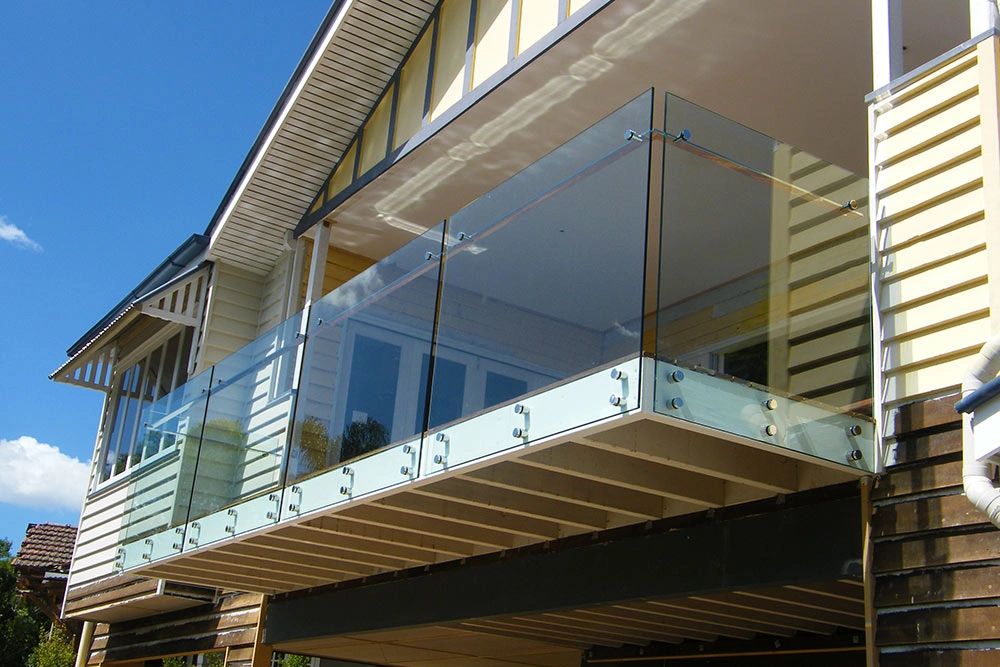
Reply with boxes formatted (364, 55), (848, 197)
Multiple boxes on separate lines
(0, 1), (329, 550)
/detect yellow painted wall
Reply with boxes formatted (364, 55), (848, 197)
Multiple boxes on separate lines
(430, 0), (472, 121)
(327, 142), (357, 201)
(871, 43), (993, 423)
(516, 0), (560, 55)
(472, 0), (513, 88)
(359, 83), (395, 175)
(394, 23), (434, 149)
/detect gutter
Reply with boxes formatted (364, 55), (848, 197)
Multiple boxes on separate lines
(65, 234), (208, 357)
(954, 335), (1000, 528)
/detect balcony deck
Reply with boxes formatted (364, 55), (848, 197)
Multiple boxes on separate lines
(118, 354), (871, 593)
(76, 89), (875, 600)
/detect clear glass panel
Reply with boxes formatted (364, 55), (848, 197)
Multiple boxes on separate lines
(655, 93), (874, 470)
(185, 312), (304, 528)
(428, 91), (653, 428)
(287, 225), (444, 484)
(120, 367), (213, 559)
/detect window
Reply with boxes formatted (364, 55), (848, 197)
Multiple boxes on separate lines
(96, 328), (194, 485)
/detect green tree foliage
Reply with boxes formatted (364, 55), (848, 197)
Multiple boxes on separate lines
(0, 537), (43, 667)
(162, 657), (187, 667)
(28, 626), (75, 667)
(279, 653), (311, 667)
(202, 652), (225, 667)
(339, 417), (389, 462)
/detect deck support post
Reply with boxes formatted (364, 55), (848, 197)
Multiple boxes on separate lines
(305, 220), (331, 305)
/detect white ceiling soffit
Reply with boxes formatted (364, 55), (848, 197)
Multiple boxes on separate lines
(207, 0), (437, 276)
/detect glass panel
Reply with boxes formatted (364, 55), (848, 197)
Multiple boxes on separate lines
(416, 354), (466, 432)
(429, 90), (652, 430)
(185, 312), (304, 529)
(99, 368), (132, 482)
(288, 225), (444, 484)
(119, 367), (213, 559)
(655, 93), (874, 470)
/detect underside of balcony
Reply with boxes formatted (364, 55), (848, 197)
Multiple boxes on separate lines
(130, 356), (868, 594)
(272, 581), (866, 667)
(262, 488), (864, 667)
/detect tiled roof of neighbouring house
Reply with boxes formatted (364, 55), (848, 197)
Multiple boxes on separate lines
(12, 523), (77, 573)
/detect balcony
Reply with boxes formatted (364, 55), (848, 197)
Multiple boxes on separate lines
(108, 90), (874, 592)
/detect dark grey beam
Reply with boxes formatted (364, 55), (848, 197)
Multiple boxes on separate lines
(266, 495), (861, 643)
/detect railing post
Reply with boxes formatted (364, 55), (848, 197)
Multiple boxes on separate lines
(871, 0), (904, 89)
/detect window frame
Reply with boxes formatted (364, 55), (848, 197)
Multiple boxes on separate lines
(91, 324), (194, 492)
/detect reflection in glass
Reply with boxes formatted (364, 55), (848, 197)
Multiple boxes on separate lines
(428, 91), (653, 426)
(288, 226), (444, 481)
(657, 93), (871, 415)
(185, 314), (302, 521)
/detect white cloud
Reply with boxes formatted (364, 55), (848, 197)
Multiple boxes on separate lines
(0, 215), (42, 251)
(0, 436), (88, 512)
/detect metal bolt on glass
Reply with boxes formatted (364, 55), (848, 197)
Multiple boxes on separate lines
(764, 424), (778, 437)
(669, 370), (685, 382)
(400, 465), (412, 475)
(849, 449), (864, 462)
(513, 403), (529, 415)
(433, 454), (447, 464)
(610, 368), (627, 381)
(764, 398), (778, 410)
(848, 424), (863, 436)
(512, 427), (528, 438)
(669, 397), (684, 409)
(609, 394), (625, 407)
(266, 511), (278, 520)
(435, 432), (448, 443)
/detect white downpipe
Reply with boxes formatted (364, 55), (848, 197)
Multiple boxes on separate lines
(961, 335), (1000, 527)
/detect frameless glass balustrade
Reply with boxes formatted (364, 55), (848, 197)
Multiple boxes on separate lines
(284, 224), (444, 511)
(423, 90), (653, 469)
(653, 93), (874, 470)
(115, 88), (876, 571)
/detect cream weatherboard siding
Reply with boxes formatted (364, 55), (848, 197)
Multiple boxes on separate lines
(197, 263), (266, 372)
(872, 39), (998, 442)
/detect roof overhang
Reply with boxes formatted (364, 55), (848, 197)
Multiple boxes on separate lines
(204, 0), (436, 275)
(51, 262), (211, 391)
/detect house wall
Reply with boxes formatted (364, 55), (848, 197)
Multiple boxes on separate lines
(87, 593), (267, 666)
(871, 40), (995, 431)
(197, 263), (266, 372)
(869, 33), (1000, 665)
(873, 397), (1000, 665)
(257, 250), (294, 335)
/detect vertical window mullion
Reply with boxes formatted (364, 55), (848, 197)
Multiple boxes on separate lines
(108, 366), (134, 477)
